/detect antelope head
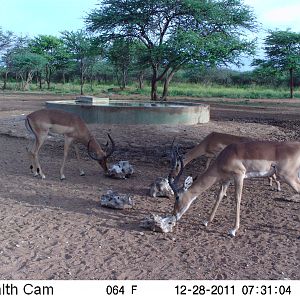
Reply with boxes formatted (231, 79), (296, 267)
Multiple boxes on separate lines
(168, 144), (193, 221)
(88, 133), (115, 172)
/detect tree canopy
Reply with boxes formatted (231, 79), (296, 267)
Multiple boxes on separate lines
(86, 0), (257, 100)
(1, 3), (299, 98)
(29, 35), (64, 89)
(0, 27), (14, 53)
(61, 30), (103, 94)
(7, 49), (47, 90)
(253, 29), (300, 98)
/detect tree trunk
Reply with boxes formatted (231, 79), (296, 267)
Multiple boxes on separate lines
(2, 71), (8, 90)
(151, 78), (158, 100)
(289, 68), (294, 99)
(37, 72), (42, 89)
(115, 69), (121, 87)
(23, 72), (33, 90)
(62, 72), (66, 84)
(151, 65), (159, 101)
(17, 74), (23, 90)
(138, 72), (144, 89)
(161, 70), (176, 101)
(48, 68), (51, 89)
(45, 64), (51, 89)
(90, 76), (94, 92)
(80, 59), (84, 95)
(121, 68), (127, 89)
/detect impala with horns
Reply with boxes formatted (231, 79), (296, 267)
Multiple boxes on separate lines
(169, 140), (300, 237)
(25, 109), (115, 180)
(171, 131), (281, 191)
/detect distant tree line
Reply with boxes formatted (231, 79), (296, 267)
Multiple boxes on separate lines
(0, 0), (300, 99)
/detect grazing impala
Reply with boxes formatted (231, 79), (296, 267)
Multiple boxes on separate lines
(172, 132), (281, 191)
(169, 140), (300, 236)
(25, 109), (115, 180)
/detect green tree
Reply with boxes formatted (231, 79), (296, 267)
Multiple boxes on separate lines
(7, 49), (47, 90)
(0, 27), (14, 52)
(131, 41), (151, 89)
(253, 30), (300, 98)
(107, 38), (138, 89)
(86, 0), (256, 100)
(1, 34), (30, 89)
(52, 43), (73, 84)
(1, 28), (15, 89)
(29, 35), (63, 89)
(61, 30), (102, 95)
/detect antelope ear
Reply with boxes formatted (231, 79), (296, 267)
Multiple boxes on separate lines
(183, 176), (193, 191)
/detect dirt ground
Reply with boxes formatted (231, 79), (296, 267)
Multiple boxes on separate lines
(0, 92), (299, 280)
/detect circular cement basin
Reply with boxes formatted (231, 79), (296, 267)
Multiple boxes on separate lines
(46, 100), (210, 125)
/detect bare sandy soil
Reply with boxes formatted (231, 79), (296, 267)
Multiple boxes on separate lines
(0, 92), (299, 280)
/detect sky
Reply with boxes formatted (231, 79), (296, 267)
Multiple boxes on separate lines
(1, 0), (299, 37)
(1, 0), (300, 69)
(244, 0), (300, 32)
(0, 0), (99, 36)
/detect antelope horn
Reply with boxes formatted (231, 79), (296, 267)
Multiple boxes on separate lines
(168, 145), (184, 197)
(87, 134), (115, 161)
(104, 133), (115, 159)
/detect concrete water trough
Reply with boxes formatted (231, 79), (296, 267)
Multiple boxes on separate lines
(46, 97), (210, 125)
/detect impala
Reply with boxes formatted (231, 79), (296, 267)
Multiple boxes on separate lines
(169, 140), (300, 236)
(25, 109), (115, 180)
(172, 131), (281, 191)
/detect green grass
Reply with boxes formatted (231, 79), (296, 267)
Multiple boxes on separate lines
(1, 80), (299, 99)
(110, 82), (300, 99)
(0, 81), (117, 95)
(157, 83), (300, 99)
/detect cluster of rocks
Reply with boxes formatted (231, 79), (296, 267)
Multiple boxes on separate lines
(100, 190), (134, 209)
(107, 161), (134, 179)
(101, 160), (177, 233)
(140, 214), (176, 233)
